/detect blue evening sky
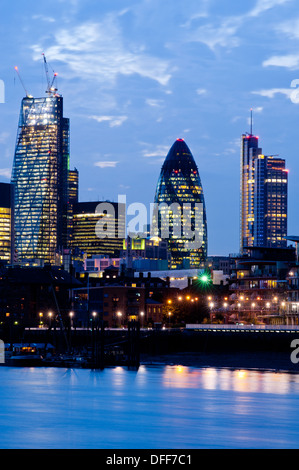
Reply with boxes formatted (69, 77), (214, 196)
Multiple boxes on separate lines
(0, 0), (299, 256)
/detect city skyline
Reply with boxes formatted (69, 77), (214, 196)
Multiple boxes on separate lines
(0, 0), (299, 256)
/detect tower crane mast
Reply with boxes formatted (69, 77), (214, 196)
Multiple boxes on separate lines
(42, 53), (58, 96)
(14, 66), (32, 98)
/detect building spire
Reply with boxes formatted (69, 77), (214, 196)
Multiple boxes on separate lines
(250, 108), (253, 136)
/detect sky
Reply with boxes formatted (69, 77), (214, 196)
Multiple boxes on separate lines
(0, 0), (299, 256)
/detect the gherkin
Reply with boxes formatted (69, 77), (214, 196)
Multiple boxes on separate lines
(154, 139), (207, 269)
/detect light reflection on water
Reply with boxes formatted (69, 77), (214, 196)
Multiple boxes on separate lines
(1, 365), (299, 449)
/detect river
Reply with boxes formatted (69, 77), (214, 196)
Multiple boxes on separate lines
(1, 365), (299, 449)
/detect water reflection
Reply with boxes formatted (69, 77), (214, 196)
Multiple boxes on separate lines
(1, 365), (299, 449)
(162, 365), (299, 395)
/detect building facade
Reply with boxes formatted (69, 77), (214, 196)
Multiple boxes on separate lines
(240, 132), (288, 253)
(121, 236), (169, 271)
(0, 183), (14, 264)
(154, 139), (207, 269)
(71, 201), (126, 258)
(11, 94), (70, 264)
(240, 133), (262, 252)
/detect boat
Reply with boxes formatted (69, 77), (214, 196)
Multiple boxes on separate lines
(7, 344), (44, 367)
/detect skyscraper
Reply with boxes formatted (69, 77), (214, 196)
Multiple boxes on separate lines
(240, 132), (262, 252)
(154, 139), (207, 269)
(240, 123), (288, 253)
(11, 91), (70, 264)
(264, 156), (288, 248)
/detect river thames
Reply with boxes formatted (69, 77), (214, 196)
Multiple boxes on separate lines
(1, 365), (299, 449)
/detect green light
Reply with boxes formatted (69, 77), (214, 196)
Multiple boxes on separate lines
(200, 275), (209, 283)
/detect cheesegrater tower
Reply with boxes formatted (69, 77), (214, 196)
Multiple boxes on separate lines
(11, 57), (71, 264)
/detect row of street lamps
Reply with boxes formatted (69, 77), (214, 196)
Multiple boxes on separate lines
(38, 310), (146, 328)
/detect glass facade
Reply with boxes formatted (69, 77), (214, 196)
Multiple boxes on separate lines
(67, 168), (79, 245)
(240, 134), (261, 253)
(0, 183), (14, 263)
(71, 202), (126, 258)
(264, 157), (288, 248)
(240, 133), (288, 252)
(11, 95), (70, 264)
(154, 139), (207, 269)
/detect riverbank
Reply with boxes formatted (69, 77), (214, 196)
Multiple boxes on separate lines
(140, 351), (299, 373)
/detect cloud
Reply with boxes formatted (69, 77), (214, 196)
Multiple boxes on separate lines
(142, 145), (169, 158)
(94, 161), (119, 168)
(263, 54), (299, 69)
(275, 17), (299, 40)
(188, 17), (241, 51)
(196, 88), (207, 96)
(145, 99), (164, 108)
(252, 106), (264, 113)
(89, 115), (128, 127)
(0, 168), (11, 179)
(32, 17), (172, 87)
(248, 0), (291, 17)
(186, 0), (291, 52)
(252, 88), (293, 99)
(32, 14), (55, 23)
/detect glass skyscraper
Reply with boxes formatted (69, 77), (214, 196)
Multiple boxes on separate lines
(154, 138), (207, 269)
(11, 95), (70, 264)
(240, 130), (288, 253)
(240, 133), (262, 252)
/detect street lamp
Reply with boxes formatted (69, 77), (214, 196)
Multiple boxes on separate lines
(168, 311), (171, 328)
(69, 311), (74, 329)
(117, 311), (122, 327)
(140, 311), (144, 328)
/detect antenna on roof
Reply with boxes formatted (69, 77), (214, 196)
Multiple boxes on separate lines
(250, 108), (253, 136)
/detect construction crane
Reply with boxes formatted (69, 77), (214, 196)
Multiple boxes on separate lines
(42, 53), (59, 96)
(14, 66), (33, 98)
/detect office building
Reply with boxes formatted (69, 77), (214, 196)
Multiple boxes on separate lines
(154, 138), (207, 269)
(0, 183), (14, 263)
(121, 236), (169, 271)
(11, 91), (70, 264)
(71, 201), (126, 258)
(68, 168), (79, 205)
(67, 168), (79, 245)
